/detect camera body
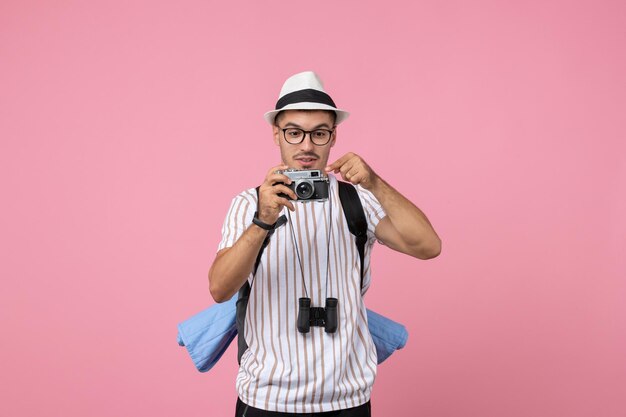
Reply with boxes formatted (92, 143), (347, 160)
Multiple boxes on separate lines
(278, 169), (330, 202)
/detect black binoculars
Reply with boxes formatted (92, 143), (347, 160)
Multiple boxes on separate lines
(297, 297), (338, 334)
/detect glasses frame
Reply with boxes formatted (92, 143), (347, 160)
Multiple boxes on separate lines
(280, 127), (336, 146)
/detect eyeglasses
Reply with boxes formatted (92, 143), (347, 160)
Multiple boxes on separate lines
(280, 127), (335, 146)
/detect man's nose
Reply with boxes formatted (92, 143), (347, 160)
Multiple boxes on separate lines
(299, 133), (315, 150)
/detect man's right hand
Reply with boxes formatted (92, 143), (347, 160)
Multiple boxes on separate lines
(257, 164), (298, 225)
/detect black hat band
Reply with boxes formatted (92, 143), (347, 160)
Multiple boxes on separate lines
(275, 89), (337, 110)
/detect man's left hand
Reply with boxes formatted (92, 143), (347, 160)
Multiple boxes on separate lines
(325, 152), (379, 190)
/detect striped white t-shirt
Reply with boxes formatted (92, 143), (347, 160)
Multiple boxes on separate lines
(217, 175), (386, 413)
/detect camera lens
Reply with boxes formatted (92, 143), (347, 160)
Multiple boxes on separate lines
(295, 180), (314, 199)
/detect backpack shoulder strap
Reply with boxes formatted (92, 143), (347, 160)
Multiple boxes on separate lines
(337, 181), (368, 289)
(236, 282), (250, 365)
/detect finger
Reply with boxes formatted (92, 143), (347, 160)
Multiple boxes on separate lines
(264, 173), (293, 187)
(343, 166), (366, 184)
(265, 175), (290, 187)
(259, 184), (298, 211)
(278, 197), (296, 212)
(342, 171), (355, 183)
(345, 165), (361, 179)
(266, 164), (289, 178)
(262, 167), (290, 189)
(339, 159), (357, 178)
(272, 184), (298, 201)
(348, 173), (364, 185)
(270, 195), (295, 212)
(325, 152), (354, 173)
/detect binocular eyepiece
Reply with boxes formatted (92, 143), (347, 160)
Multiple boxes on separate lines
(297, 297), (338, 334)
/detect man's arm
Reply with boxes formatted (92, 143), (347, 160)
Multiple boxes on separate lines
(368, 177), (441, 259)
(208, 164), (297, 302)
(326, 153), (441, 260)
(208, 226), (268, 302)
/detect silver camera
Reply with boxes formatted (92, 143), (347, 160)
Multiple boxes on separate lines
(278, 169), (330, 202)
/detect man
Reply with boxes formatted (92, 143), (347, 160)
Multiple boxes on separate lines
(208, 71), (441, 416)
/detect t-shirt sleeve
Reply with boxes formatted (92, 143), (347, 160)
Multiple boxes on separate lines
(217, 189), (257, 252)
(355, 185), (387, 244)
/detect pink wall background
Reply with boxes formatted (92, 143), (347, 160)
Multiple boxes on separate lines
(1, 0), (624, 416)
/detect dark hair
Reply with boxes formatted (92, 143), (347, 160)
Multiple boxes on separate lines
(274, 109), (337, 127)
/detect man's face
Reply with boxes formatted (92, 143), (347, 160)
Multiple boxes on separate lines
(272, 110), (336, 171)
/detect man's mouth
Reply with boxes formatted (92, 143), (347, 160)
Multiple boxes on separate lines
(295, 155), (318, 166)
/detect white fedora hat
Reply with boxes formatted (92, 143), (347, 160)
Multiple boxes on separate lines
(264, 71), (350, 125)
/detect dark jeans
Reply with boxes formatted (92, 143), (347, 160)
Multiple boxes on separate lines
(235, 398), (371, 417)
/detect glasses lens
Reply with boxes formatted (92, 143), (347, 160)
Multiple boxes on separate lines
(311, 130), (331, 145)
(284, 128), (304, 143)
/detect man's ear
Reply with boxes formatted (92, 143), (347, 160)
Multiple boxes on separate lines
(330, 130), (337, 148)
(272, 125), (280, 145)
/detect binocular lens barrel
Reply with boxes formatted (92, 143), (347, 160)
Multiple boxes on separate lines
(324, 298), (338, 333)
(297, 297), (311, 333)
